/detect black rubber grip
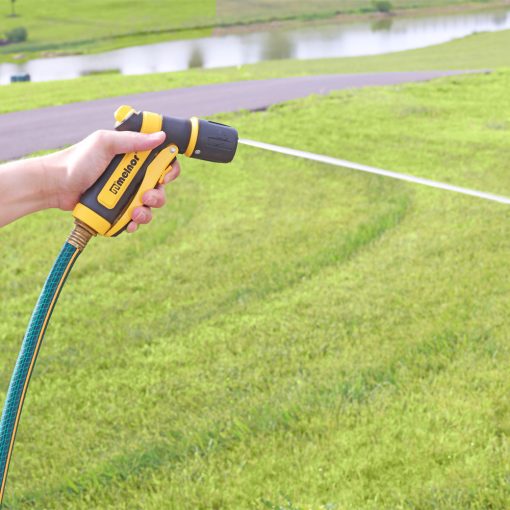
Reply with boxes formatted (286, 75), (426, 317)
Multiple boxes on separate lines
(161, 116), (192, 153)
(193, 120), (238, 163)
(117, 111), (143, 133)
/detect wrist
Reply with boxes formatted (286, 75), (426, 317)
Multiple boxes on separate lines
(40, 149), (70, 210)
(0, 154), (61, 227)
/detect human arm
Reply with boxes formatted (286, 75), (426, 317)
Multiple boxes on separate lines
(0, 129), (180, 231)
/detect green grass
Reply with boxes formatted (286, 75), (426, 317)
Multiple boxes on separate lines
(2, 27), (510, 115)
(1, 69), (510, 508)
(0, 0), (506, 62)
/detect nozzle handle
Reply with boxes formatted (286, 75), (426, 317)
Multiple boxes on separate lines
(73, 106), (238, 237)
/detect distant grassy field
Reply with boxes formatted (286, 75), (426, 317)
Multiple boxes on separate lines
(0, 0), (507, 61)
(1, 69), (510, 509)
(0, 0), (215, 57)
(0, 28), (509, 115)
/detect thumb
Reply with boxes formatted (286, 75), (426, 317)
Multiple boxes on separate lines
(98, 130), (166, 155)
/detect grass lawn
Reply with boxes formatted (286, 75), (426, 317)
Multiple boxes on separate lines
(0, 0), (216, 58)
(1, 27), (510, 116)
(1, 68), (510, 508)
(0, 0), (506, 62)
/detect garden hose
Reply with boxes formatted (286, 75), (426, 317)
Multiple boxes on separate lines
(0, 106), (238, 505)
(0, 223), (93, 505)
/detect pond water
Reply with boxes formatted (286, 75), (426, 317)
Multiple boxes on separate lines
(1, 7), (509, 85)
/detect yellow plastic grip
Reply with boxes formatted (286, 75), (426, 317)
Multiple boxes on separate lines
(104, 146), (178, 237)
(73, 203), (112, 235)
(141, 111), (163, 134)
(97, 151), (151, 209)
(114, 105), (135, 123)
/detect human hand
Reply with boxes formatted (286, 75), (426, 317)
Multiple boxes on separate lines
(44, 129), (180, 233)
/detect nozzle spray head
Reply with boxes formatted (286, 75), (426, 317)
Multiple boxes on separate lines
(114, 106), (238, 163)
(191, 119), (238, 163)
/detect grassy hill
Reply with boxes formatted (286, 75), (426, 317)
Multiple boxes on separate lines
(1, 69), (510, 508)
(0, 0), (215, 55)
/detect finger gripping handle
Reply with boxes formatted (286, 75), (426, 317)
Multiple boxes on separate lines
(74, 109), (165, 235)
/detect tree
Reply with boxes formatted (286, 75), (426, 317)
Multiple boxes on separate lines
(9, 0), (17, 17)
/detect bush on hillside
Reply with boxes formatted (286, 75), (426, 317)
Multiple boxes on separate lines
(6, 26), (27, 43)
(372, 0), (393, 13)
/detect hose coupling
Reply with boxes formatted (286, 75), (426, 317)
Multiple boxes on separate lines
(67, 220), (96, 251)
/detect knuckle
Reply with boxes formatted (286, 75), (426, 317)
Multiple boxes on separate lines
(155, 190), (166, 206)
(91, 129), (108, 145)
(90, 130), (114, 152)
(135, 207), (152, 224)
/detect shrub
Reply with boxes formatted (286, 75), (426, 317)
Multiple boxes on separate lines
(6, 26), (27, 43)
(372, 0), (393, 13)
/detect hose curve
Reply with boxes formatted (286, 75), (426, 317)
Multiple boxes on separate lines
(0, 241), (81, 505)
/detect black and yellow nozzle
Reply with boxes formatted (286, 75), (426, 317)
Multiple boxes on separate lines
(71, 105), (238, 245)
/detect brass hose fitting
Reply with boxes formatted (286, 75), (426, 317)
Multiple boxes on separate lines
(67, 220), (96, 251)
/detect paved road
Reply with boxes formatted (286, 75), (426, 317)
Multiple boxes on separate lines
(0, 70), (477, 161)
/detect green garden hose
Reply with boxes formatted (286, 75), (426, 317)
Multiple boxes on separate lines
(0, 224), (93, 506)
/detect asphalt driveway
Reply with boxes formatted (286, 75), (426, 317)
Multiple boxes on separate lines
(0, 70), (476, 161)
